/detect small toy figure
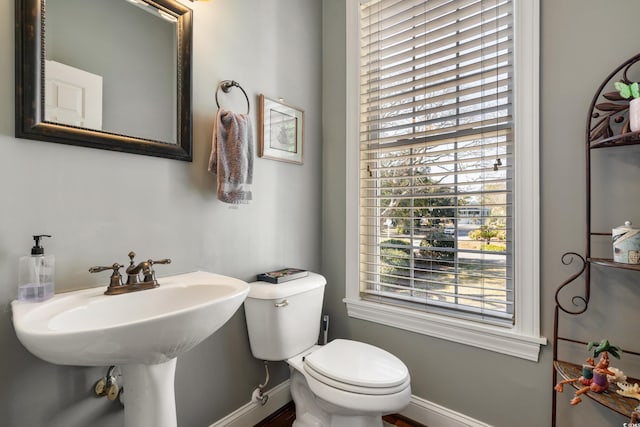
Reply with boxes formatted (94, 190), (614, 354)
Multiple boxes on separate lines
(554, 339), (622, 405)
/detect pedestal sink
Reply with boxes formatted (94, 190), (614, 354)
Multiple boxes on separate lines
(11, 271), (249, 427)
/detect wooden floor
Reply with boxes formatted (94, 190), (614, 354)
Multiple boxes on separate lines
(256, 402), (428, 427)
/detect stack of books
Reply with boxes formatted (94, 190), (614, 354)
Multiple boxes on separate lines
(257, 268), (308, 284)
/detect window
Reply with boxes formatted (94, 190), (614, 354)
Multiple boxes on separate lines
(345, 0), (545, 361)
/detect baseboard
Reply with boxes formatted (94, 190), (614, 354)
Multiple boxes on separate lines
(400, 394), (492, 427)
(209, 380), (292, 427)
(210, 380), (490, 427)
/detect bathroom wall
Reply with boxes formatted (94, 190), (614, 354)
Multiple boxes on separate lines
(0, 1), (321, 426)
(322, 0), (640, 426)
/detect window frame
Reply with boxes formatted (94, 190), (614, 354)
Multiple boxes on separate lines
(344, 0), (545, 362)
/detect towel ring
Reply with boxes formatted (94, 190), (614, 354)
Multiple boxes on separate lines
(215, 80), (250, 114)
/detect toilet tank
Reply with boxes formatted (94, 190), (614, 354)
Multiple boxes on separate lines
(244, 272), (326, 361)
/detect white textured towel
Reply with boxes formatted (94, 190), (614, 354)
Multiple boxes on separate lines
(208, 109), (254, 204)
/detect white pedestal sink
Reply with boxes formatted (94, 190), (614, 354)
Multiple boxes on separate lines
(11, 271), (249, 427)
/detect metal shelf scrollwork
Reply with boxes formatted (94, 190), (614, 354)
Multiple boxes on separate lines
(554, 252), (589, 315)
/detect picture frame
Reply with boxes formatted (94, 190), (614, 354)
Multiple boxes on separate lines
(258, 95), (304, 164)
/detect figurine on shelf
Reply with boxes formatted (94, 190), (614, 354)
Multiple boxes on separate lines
(554, 339), (622, 405)
(617, 381), (640, 400)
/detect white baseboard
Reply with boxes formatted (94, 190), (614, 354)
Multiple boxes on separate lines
(401, 394), (492, 427)
(209, 380), (292, 427)
(210, 380), (491, 427)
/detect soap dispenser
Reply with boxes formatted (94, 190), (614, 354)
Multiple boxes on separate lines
(18, 235), (55, 302)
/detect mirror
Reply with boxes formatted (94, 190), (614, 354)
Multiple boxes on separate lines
(15, 0), (193, 161)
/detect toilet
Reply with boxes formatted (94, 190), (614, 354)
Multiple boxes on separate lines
(244, 272), (411, 427)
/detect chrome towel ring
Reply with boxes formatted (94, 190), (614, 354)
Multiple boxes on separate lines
(215, 80), (250, 114)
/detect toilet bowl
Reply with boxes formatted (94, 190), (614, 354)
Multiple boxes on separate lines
(288, 340), (411, 426)
(244, 273), (411, 427)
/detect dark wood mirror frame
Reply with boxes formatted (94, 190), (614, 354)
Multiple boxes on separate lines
(15, 0), (193, 161)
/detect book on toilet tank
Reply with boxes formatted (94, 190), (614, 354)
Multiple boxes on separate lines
(257, 268), (308, 284)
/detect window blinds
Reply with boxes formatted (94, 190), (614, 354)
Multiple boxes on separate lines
(359, 0), (514, 323)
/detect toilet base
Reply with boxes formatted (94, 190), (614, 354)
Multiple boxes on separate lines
(290, 368), (385, 427)
(293, 415), (382, 427)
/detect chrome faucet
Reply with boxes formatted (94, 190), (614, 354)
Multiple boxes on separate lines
(89, 251), (171, 295)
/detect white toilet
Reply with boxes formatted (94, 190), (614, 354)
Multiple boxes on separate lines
(244, 272), (411, 427)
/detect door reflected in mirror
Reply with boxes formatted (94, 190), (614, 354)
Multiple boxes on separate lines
(44, 60), (104, 130)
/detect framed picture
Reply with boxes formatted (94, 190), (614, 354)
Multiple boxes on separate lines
(259, 95), (304, 164)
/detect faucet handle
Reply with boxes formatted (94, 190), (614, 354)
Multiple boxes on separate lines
(89, 263), (124, 290)
(89, 263), (122, 274)
(142, 258), (172, 282)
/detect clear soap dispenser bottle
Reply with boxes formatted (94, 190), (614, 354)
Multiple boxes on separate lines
(18, 234), (55, 302)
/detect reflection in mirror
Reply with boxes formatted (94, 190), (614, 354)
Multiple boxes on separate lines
(45, 0), (177, 143)
(15, 0), (192, 161)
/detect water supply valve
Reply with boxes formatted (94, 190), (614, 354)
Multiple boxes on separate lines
(94, 366), (122, 402)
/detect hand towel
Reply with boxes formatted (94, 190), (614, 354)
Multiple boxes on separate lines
(208, 109), (254, 204)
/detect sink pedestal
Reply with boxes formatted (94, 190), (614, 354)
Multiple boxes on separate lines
(122, 358), (178, 427)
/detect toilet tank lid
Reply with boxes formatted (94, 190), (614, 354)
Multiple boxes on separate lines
(248, 272), (326, 300)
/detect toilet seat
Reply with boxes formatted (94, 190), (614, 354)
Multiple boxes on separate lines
(302, 339), (410, 395)
(304, 363), (410, 395)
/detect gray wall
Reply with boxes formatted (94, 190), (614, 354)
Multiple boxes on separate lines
(1, 0), (321, 426)
(322, 0), (640, 426)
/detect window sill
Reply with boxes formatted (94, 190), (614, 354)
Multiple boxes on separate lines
(343, 298), (547, 362)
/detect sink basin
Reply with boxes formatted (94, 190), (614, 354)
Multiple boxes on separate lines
(12, 271), (249, 366)
(11, 270), (249, 427)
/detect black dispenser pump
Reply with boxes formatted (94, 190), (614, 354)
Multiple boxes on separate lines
(31, 234), (51, 255)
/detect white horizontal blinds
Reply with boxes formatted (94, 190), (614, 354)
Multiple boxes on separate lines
(359, 0), (514, 323)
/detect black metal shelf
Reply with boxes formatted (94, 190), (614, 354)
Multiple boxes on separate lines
(590, 131), (640, 149)
(553, 52), (640, 427)
(588, 258), (640, 272)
